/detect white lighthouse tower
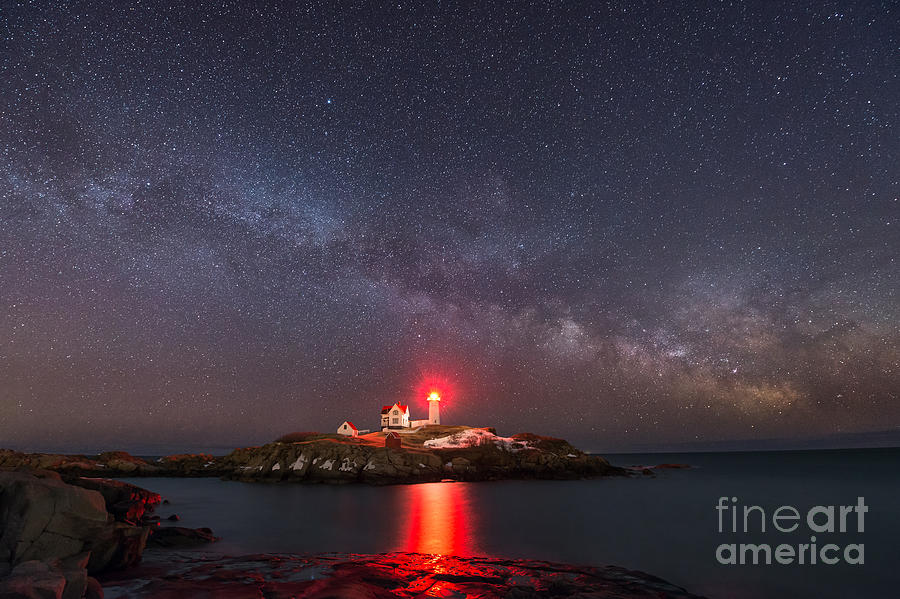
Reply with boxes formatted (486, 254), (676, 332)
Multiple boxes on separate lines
(427, 391), (441, 425)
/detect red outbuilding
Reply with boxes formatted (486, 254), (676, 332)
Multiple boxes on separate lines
(384, 431), (402, 449)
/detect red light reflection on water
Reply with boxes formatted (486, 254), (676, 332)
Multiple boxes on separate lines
(398, 482), (478, 556)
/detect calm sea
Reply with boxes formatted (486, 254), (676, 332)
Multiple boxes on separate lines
(123, 447), (900, 598)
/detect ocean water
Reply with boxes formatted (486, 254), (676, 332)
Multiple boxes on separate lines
(123, 447), (900, 598)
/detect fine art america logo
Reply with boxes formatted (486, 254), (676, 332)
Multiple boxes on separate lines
(715, 497), (866, 565)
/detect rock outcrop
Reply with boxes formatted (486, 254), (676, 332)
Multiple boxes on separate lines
(0, 469), (156, 598)
(0, 469), (151, 574)
(220, 440), (445, 484)
(0, 451), (162, 479)
(67, 479), (161, 526)
(0, 470), (220, 598)
(218, 427), (625, 484)
(153, 454), (218, 477)
(0, 451), (221, 480)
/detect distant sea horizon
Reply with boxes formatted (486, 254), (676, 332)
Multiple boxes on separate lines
(593, 427), (900, 454)
(6, 426), (900, 457)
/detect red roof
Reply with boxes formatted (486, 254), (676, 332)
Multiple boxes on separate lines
(385, 431), (400, 438)
(380, 404), (408, 414)
(343, 421), (358, 431)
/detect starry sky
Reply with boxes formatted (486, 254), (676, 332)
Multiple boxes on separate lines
(1, 1), (897, 453)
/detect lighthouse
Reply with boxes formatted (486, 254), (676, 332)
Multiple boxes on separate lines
(427, 391), (441, 425)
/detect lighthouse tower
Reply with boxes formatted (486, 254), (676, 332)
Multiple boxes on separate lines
(427, 392), (441, 425)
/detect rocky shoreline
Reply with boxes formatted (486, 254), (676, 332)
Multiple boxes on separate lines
(98, 550), (707, 599)
(0, 426), (627, 485)
(1, 463), (705, 598)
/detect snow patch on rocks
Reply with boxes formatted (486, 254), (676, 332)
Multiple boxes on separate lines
(289, 454), (308, 471)
(424, 429), (530, 452)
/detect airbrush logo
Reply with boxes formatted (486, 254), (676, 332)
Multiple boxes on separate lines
(715, 496), (866, 565)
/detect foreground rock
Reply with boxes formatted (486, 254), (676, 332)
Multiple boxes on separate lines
(0, 470), (216, 599)
(0, 469), (152, 598)
(1, 554), (103, 599)
(98, 551), (705, 598)
(0, 470), (150, 575)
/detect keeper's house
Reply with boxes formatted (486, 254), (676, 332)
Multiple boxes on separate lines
(380, 403), (409, 430)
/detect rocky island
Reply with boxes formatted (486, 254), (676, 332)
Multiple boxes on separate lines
(0, 426), (626, 485)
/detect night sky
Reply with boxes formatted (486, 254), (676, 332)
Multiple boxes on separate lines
(1, 1), (896, 453)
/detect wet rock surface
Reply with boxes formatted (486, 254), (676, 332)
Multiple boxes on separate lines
(98, 551), (706, 599)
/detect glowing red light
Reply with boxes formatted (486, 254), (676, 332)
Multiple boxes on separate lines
(413, 372), (456, 410)
(399, 482), (475, 556)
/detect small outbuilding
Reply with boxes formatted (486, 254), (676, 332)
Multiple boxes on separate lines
(384, 431), (402, 449)
(337, 421), (359, 437)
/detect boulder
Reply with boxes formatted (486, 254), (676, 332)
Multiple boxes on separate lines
(0, 469), (149, 575)
(0, 470), (109, 566)
(147, 527), (218, 548)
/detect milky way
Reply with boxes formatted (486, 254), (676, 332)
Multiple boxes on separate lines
(0, 1), (896, 452)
